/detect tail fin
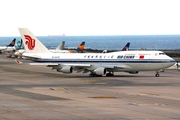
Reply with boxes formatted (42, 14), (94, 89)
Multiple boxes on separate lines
(7, 38), (16, 46)
(18, 28), (50, 53)
(15, 39), (23, 49)
(56, 41), (65, 50)
(77, 41), (85, 53)
(122, 42), (130, 51)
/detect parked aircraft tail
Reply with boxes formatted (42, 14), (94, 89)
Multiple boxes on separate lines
(122, 42), (130, 51)
(15, 39), (23, 49)
(102, 42), (130, 53)
(7, 38), (16, 47)
(18, 28), (50, 53)
(77, 41), (85, 53)
(56, 41), (65, 50)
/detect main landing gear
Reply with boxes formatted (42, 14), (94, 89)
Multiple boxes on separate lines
(89, 71), (114, 77)
(89, 73), (102, 77)
(106, 71), (114, 77)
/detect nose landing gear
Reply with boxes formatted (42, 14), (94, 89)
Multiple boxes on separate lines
(155, 70), (161, 77)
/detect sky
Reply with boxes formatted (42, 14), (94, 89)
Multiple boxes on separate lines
(0, 0), (180, 36)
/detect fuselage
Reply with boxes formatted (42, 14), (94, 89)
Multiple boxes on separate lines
(23, 50), (175, 71)
(0, 46), (16, 52)
(15, 49), (72, 56)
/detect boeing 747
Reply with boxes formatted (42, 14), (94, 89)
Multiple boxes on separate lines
(17, 28), (175, 77)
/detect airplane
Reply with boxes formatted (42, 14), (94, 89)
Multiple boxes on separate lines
(102, 42), (130, 53)
(0, 38), (16, 53)
(16, 28), (176, 77)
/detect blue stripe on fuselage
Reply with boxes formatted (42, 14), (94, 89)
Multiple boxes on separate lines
(33, 59), (175, 63)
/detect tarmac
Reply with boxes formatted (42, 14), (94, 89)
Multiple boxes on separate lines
(0, 54), (180, 120)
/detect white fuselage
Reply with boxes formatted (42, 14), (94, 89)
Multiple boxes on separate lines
(0, 46), (16, 52)
(23, 50), (175, 72)
(15, 49), (71, 56)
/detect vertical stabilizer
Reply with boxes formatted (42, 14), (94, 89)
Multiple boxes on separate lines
(7, 38), (16, 46)
(122, 42), (130, 51)
(18, 28), (50, 53)
(56, 41), (65, 50)
(77, 41), (85, 53)
(15, 39), (23, 49)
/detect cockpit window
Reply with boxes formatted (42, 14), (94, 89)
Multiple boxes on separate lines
(159, 53), (166, 55)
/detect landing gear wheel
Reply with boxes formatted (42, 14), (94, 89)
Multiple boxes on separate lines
(155, 73), (160, 77)
(106, 72), (114, 77)
(89, 73), (98, 77)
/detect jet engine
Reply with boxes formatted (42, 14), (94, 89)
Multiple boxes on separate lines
(93, 67), (106, 75)
(57, 66), (73, 73)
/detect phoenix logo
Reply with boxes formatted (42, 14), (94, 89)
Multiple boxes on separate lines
(24, 35), (35, 50)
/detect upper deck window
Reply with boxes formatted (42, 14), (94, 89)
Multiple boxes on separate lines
(159, 53), (166, 55)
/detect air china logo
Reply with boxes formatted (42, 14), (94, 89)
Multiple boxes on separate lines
(24, 35), (35, 50)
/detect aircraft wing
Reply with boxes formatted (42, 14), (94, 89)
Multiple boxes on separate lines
(15, 60), (132, 73)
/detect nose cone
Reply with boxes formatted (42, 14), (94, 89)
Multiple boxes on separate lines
(167, 57), (176, 68)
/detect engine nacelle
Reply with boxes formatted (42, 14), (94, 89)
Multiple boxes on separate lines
(93, 67), (106, 75)
(57, 66), (73, 73)
(129, 71), (139, 74)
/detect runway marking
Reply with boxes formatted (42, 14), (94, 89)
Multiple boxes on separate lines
(95, 82), (106, 84)
(135, 92), (159, 96)
(126, 92), (159, 97)
(50, 87), (68, 91)
(89, 96), (116, 99)
(129, 102), (167, 106)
